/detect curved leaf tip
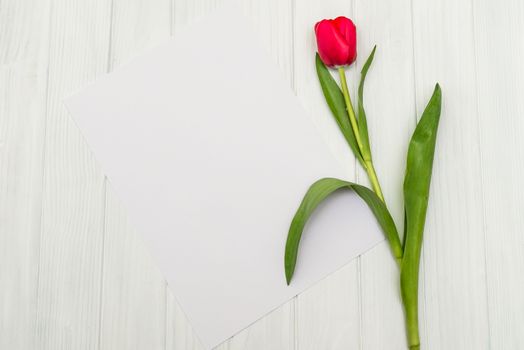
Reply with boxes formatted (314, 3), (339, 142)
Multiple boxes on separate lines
(284, 178), (402, 285)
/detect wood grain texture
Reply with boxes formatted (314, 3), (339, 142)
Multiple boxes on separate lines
(35, 0), (111, 349)
(1, 0), (523, 349)
(0, 0), (45, 65)
(0, 4), (49, 348)
(473, 0), (524, 348)
(0, 7), (48, 344)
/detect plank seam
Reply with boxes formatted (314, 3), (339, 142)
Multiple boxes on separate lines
(97, 177), (108, 350)
(106, 0), (115, 73)
(469, 0), (493, 347)
(34, 1), (54, 345)
(166, 2), (175, 349)
(164, 281), (169, 350)
(98, 3), (114, 347)
(291, 1), (298, 349)
(290, 0), (296, 92)
(170, 0), (174, 36)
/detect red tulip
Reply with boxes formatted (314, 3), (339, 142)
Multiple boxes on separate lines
(314, 17), (357, 67)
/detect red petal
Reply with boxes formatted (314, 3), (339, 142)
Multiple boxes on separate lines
(332, 17), (356, 43)
(314, 21), (321, 33)
(332, 17), (357, 64)
(315, 20), (351, 67)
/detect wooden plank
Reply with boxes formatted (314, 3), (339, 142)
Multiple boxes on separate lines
(353, 0), (416, 348)
(411, 0), (490, 348)
(0, 3), (49, 343)
(0, 1), (49, 349)
(294, 263), (361, 349)
(98, 1), (171, 349)
(34, 0), (112, 349)
(473, 0), (524, 347)
(293, 0), (362, 348)
(108, 0), (172, 71)
(0, 0), (45, 65)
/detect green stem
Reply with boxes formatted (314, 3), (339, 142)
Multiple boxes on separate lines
(338, 67), (386, 203)
(401, 284), (420, 350)
(407, 317), (420, 350)
(365, 160), (385, 202)
(338, 66), (401, 267)
(338, 68), (364, 153)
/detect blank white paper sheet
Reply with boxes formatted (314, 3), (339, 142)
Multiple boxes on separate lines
(65, 6), (384, 349)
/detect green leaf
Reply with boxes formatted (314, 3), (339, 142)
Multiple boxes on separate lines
(285, 178), (403, 284)
(357, 46), (376, 161)
(315, 54), (364, 166)
(400, 84), (442, 347)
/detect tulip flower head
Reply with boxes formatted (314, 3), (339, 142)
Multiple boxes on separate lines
(314, 17), (357, 68)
